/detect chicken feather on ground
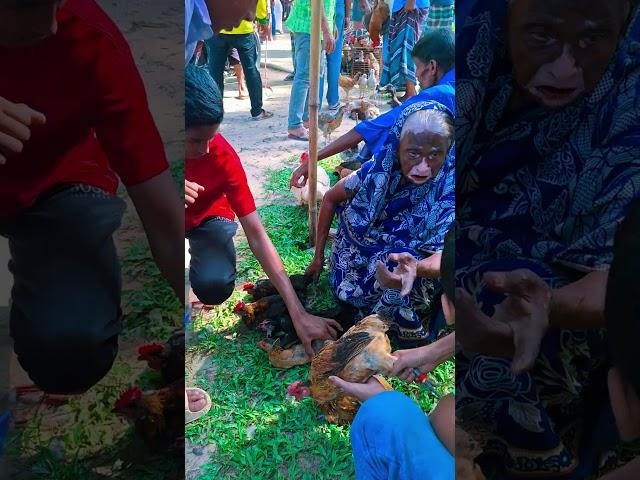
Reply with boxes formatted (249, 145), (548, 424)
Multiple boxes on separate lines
(310, 314), (396, 424)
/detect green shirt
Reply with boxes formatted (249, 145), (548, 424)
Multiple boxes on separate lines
(286, 0), (336, 35)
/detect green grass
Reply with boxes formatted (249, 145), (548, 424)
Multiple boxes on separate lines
(186, 164), (454, 480)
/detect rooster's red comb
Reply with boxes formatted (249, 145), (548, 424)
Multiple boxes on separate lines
(242, 282), (255, 292)
(138, 343), (163, 357)
(115, 387), (143, 410)
(233, 301), (246, 313)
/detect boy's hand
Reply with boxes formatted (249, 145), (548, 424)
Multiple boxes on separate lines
(0, 97), (46, 165)
(293, 312), (343, 359)
(305, 256), (324, 281)
(185, 180), (204, 208)
(329, 376), (387, 402)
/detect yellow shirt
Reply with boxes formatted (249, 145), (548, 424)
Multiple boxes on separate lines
(220, 0), (268, 34)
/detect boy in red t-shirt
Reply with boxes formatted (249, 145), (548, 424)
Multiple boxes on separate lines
(184, 65), (341, 359)
(0, 1), (183, 394)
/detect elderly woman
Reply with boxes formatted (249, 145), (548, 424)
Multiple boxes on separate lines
(307, 101), (455, 347)
(455, 0), (640, 478)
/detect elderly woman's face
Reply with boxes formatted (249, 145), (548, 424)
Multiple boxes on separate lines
(399, 131), (450, 185)
(508, 0), (630, 108)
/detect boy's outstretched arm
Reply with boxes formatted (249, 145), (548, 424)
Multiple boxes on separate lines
(127, 170), (184, 302)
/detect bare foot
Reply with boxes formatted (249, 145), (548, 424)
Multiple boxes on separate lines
(186, 389), (207, 413)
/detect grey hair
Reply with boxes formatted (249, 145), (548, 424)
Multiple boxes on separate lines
(400, 109), (454, 146)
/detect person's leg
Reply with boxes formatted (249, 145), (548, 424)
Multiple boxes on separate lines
(205, 34), (231, 96)
(187, 217), (238, 305)
(351, 391), (454, 480)
(326, 7), (346, 107)
(233, 33), (265, 118)
(271, 3), (277, 36)
(287, 32), (311, 133)
(2, 185), (126, 395)
(233, 64), (246, 97)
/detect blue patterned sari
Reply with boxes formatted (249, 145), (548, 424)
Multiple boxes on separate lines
(456, 1), (640, 478)
(328, 100), (455, 346)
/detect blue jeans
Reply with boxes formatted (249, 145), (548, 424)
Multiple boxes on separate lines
(320, 2), (346, 107)
(187, 217), (238, 306)
(288, 32), (311, 130)
(206, 33), (264, 117)
(351, 391), (454, 480)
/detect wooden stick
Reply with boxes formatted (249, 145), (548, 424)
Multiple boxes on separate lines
(308, 0), (322, 246)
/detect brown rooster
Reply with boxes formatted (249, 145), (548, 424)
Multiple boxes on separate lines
(368, 0), (390, 47)
(310, 314), (396, 425)
(137, 331), (184, 385)
(113, 379), (184, 452)
(339, 73), (361, 100)
(234, 294), (288, 329)
(318, 105), (348, 143)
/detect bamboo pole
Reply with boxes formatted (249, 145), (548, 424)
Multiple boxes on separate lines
(307, 0), (322, 246)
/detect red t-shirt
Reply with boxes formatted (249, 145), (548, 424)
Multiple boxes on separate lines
(0, 0), (169, 217)
(185, 134), (256, 232)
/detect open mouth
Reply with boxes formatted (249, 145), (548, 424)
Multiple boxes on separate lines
(409, 175), (430, 183)
(530, 85), (581, 104)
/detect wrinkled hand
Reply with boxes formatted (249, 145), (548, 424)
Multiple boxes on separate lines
(305, 256), (324, 282)
(0, 97), (46, 165)
(294, 312), (343, 359)
(455, 288), (514, 359)
(289, 152), (309, 188)
(484, 269), (551, 374)
(390, 346), (438, 381)
(375, 253), (418, 296)
(323, 30), (336, 53)
(185, 180), (204, 208)
(328, 376), (386, 402)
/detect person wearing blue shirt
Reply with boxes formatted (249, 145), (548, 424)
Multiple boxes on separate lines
(289, 27), (454, 187)
(379, 0), (430, 101)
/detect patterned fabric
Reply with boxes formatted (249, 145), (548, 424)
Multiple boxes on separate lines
(456, 1), (640, 478)
(329, 100), (455, 345)
(426, 5), (454, 29)
(379, 7), (429, 88)
(286, 0), (336, 35)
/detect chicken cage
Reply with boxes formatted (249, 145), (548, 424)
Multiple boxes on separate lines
(342, 45), (383, 77)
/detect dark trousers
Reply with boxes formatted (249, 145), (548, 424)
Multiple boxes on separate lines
(0, 185), (125, 394)
(206, 33), (264, 117)
(187, 217), (237, 306)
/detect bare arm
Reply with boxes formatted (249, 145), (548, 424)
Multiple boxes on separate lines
(417, 252), (442, 278)
(290, 129), (364, 188)
(127, 170), (184, 301)
(318, 128), (364, 161)
(549, 270), (607, 329)
(239, 211), (343, 356)
(240, 211), (307, 318)
(307, 178), (349, 279)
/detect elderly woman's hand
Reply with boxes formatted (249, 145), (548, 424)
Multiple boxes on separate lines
(375, 253), (418, 296)
(305, 255), (325, 282)
(484, 269), (551, 374)
(455, 288), (515, 360)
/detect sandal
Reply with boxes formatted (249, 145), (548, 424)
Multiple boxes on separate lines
(251, 109), (274, 121)
(185, 387), (211, 424)
(288, 128), (309, 141)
